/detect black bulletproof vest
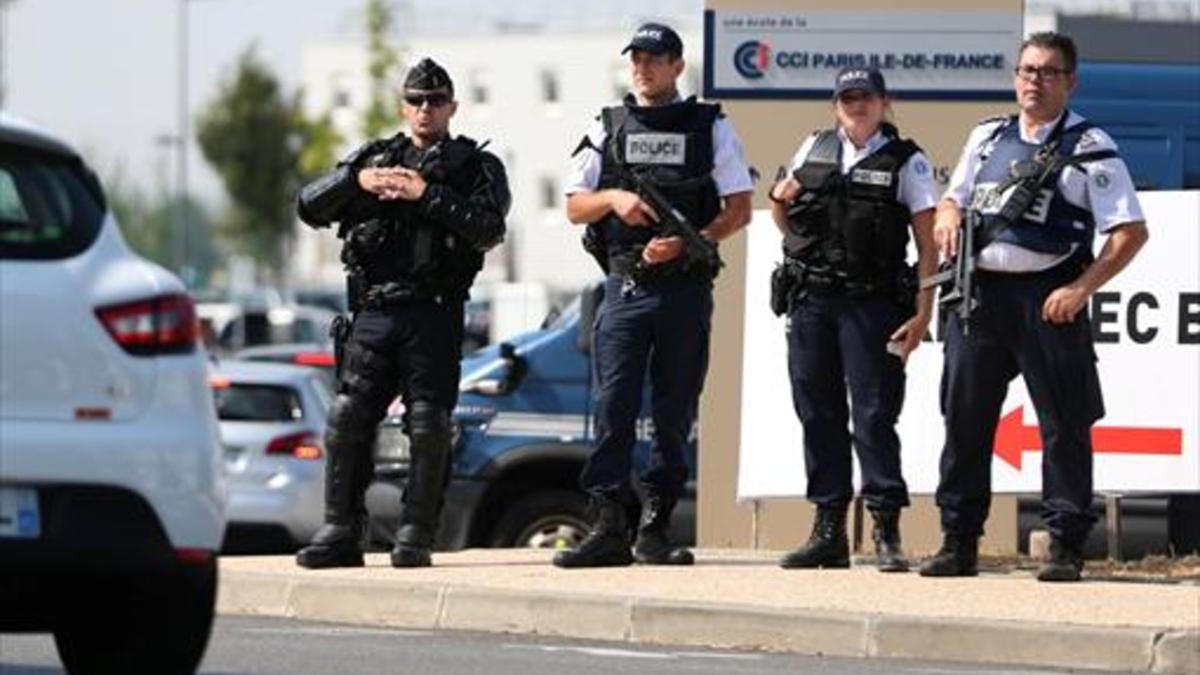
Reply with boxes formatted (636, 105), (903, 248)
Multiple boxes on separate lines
(784, 127), (919, 285)
(595, 96), (721, 263)
(350, 133), (486, 295)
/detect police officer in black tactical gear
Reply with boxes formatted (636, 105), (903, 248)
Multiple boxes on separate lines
(920, 33), (1147, 582)
(768, 68), (939, 572)
(556, 23), (753, 569)
(294, 58), (510, 569)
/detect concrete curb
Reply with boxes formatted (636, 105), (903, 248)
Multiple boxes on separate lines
(217, 570), (1198, 674)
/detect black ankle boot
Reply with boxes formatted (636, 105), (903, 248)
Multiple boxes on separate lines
(296, 522), (364, 569)
(918, 533), (979, 577)
(779, 505), (850, 569)
(871, 510), (909, 573)
(1036, 538), (1083, 582)
(553, 496), (634, 569)
(390, 523), (433, 568)
(634, 496), (693, 565)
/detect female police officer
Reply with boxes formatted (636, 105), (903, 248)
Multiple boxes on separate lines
(768, 67), (938, 572)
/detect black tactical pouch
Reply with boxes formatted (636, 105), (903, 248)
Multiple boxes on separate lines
(329, 315), (352, 385)
(581, 223), (610, 274)
(894, 264), (918, 319)
(769, 263), (796, 317)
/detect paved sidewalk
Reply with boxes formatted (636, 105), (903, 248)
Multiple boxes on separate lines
(218, 549), (1199, 674)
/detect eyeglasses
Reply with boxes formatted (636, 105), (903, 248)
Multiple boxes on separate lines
(404, 92), (452, 108)
(1013, 65), (1071, 81)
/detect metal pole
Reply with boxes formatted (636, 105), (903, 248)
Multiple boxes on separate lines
(0, 0), (14, 109)
(177, 0), (190, 283)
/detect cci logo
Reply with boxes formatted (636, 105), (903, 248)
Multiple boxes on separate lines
(733, 40), (771, 80)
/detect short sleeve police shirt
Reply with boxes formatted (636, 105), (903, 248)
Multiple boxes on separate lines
(786, 128), (940, 215)
(564, 111), (754, 198)
(942, 111), (1145, 272)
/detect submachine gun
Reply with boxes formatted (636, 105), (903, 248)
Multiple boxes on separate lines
(624, 169), (724, 288)
(921, 139), (1117, 334)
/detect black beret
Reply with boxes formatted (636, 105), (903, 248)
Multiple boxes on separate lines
(403, 58), (454, 95)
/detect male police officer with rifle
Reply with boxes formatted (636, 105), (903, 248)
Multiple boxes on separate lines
(921, 33), (1147, 582)
(557, 23), (753, 569)
(294, 58), (509, 569)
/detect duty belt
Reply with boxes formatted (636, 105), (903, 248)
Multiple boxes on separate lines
(358, 281), (444, 309)
(782, 259), (881, 297)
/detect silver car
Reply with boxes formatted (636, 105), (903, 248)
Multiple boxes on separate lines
(210, 360), (333, 551)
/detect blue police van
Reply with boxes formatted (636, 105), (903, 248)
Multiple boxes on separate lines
(366, 281), (696, 550)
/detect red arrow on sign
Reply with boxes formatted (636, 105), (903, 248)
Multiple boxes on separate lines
(993, 407), (1184, 470)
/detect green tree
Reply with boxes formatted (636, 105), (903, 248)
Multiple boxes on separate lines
(362, 0), (402, 139)
(196, 47), (339, 278)
(105, 169), (219, 286)
(105, 169), (167, 265)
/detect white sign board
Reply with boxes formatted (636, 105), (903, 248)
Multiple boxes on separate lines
(737, 192), (1200, 499)
(704, 9), (1022, 99)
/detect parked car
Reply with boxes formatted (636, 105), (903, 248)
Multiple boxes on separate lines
(197, 301), (337, 356)
(211, 360), (333, 553)
(234, 342), (337, 388)
(366, 282), (696, 551)
(0, 114), (224, 675)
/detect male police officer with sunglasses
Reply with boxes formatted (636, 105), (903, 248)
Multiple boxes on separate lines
(295, 58), (510, 569)
(921, 33), (1148, 582)
(556, 23), (753, 568)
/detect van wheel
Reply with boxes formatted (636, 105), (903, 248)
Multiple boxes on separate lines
(54, 559), (216, 675)
(490, 490), (590, 550)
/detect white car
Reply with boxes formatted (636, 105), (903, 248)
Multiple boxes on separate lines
(212, 360), (332, 551)
(0, 115), (225, 675)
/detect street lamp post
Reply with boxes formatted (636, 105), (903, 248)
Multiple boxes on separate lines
(177, 0), (191, 285)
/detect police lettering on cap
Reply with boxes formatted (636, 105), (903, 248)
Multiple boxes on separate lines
(404, 57), (454, 96)
(833, 67), (887, 98)
(620, 22), (684, 57)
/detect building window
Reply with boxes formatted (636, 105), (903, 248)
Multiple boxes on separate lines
(470, 70), (489, 105)
(540, 70), (559, 104)
(539, 176), (558, 210)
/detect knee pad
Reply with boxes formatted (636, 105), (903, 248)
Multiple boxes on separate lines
(326, 393), (387, 448)
(407, 400), (451, 443)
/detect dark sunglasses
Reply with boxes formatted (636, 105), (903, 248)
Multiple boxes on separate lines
(404, 92), (452, 108)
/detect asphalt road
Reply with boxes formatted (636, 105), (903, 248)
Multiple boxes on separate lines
(0, 615), (1109, 675)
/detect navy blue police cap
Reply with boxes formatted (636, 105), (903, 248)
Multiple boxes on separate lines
(621, 22), (684, 57)
(833, 67), (887, 98)
(404, 57), (454, 95)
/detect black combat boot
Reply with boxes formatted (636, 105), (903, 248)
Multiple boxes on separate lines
(1036, 538), (1084, 582)
(871, 510), (909, 573)
(779, 505), (850, 569)
(553, 496), (634, 569)
(633, 495), (693, 565)
(918, 533), (979, 577)
(391, 424), (452, 568)
(297, 400), (372, 569)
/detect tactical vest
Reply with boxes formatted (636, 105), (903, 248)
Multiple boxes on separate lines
(343, 133), (487, 298)
(783, 126), (918, 288)
(970, 113), (1099, 255)
(594, 96), (721, 268)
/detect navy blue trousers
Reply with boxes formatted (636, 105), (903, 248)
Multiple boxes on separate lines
(581, 275), (713, 500)
(786, 293), (910, 511)
(938, 268), (1103, 546)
